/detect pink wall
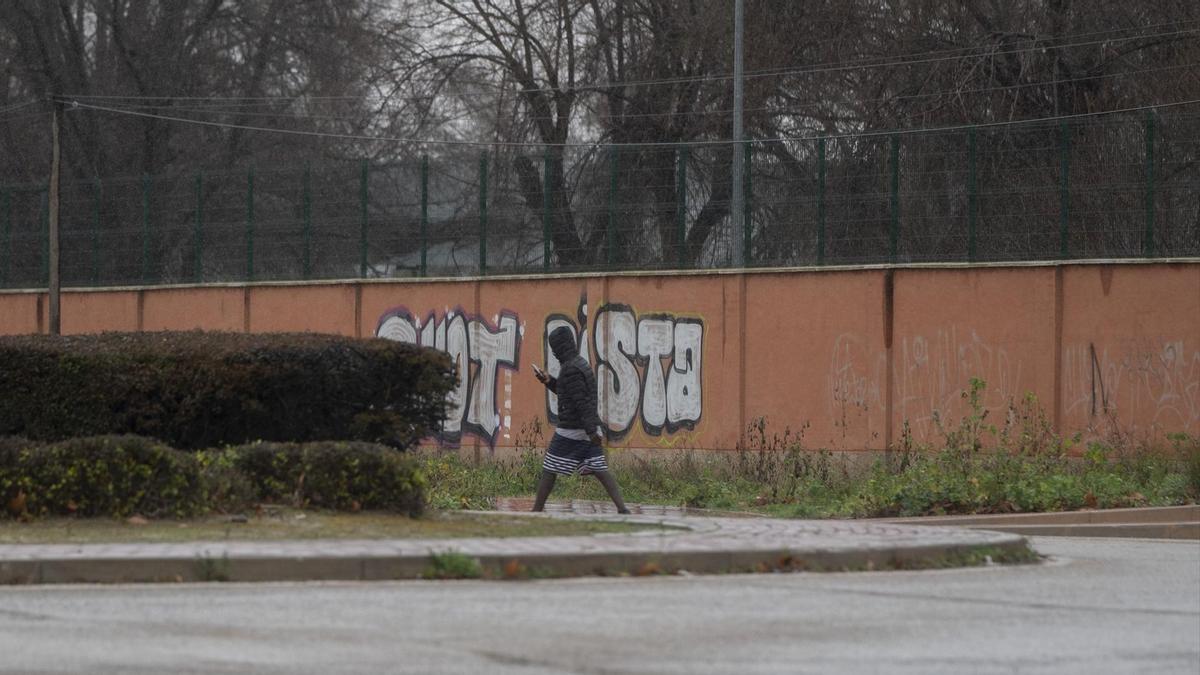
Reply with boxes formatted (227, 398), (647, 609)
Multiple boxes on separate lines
(890, 267), (1059, 446)
(143, 287), (245, 332)
(0, 294), (42, 335)
(2, 262), (1196, 452)
(745, 271), (888, 450)
(1060, 264), (1200, 440)
(61, 291), (139, 334)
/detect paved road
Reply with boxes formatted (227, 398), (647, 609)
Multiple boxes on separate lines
(1, 537), (1196, 674)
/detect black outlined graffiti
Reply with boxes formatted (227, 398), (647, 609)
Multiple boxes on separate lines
(544, 292), (703, 439)
(377, 306), (521, 447)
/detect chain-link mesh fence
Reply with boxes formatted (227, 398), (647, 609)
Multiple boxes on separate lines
(2, 111), (1196, 289)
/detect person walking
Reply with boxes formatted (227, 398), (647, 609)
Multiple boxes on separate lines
(531, 326), (630, 514)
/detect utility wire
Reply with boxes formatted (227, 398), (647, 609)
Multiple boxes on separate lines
(79, 60), (1200, 124)
(0, 100), (39, 116)
(476, 23), (1200, 94)
(701, 23), (1200, 82)
(61, 97), (1200, 148)
(59, 22), (1200, 98)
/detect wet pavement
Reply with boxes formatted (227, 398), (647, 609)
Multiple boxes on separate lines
(491, 497), (762, 518)
(1, 537), (1195, 674)
(0, 505), (1028, 584)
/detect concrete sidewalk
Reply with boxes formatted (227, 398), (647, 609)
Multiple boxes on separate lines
(0, 510), (1027, 585)
(882, 504), (1200, 539)
(497, 496), (1200, 539)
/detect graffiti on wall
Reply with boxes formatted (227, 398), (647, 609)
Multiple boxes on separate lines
(827, 333), (886, 441)
(827, 326), (1024, 442)
(545, 292), (704, 439)
(1064, 339), (1200, 435)
(894, 327), (1024, 439)
(377, 306), (522, 446)
(829, 329), (1200, 442)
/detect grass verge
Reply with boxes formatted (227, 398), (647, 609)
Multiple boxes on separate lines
(420, 382), (1198, 518)
(0, 509), (656, 545)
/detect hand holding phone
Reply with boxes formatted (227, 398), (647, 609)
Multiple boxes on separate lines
(532, 363), (548, 383)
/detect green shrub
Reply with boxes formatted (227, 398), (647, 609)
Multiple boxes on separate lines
(216, 441), (427, 516)
(1168, 433), (1200, 498)
(0, 436), (204, 519)
(422, 551), (483, 579)
(196, 449), (259, 514)
(0, 331), (455, 449)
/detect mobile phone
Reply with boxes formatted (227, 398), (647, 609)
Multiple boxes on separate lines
(532, 363), (546, 377)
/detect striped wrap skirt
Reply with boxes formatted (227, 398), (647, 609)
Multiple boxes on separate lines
(542, 434), (609, 476)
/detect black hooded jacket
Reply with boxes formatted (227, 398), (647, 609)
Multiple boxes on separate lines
(546, 327), (603, 434)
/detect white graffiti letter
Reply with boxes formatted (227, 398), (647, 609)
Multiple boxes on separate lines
(444, 312), (470, 437)
(377, 312), (417, 344)
(466, 315), (519, 441)
(667, 320), (703, 430)
(637, 317), (674, 433)
(419, 313), (436, 347)
(595, 306), (639, 435)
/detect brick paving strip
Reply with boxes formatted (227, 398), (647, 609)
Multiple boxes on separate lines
(0, 509), (1029, 585)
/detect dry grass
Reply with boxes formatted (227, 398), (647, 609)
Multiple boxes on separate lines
(0, 508), (656, 545)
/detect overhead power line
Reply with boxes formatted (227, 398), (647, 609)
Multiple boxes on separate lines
(0, 100), (38, 114)
(58, 22), (1200, 98)
(72, 60), (1200, 124)
(490, 22), (1200, 94)
(61, 97), (1200, 149)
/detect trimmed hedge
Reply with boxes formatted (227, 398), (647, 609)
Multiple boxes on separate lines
(0, 435), (205, 518)
(213, 441), (427, 517)
(0, 331), (455, 449)
(1, 436), (428, 519)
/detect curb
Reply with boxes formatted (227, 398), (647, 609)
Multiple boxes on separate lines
(880, 505), (1200, 540)
(0, 514), (1032, 585)
(955, 522), (1199, 540)
(882, 504), (1199, 526)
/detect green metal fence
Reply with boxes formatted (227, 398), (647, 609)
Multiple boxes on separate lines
(1, 112), (1196, 289)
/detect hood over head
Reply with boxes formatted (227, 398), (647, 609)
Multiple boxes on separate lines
(548, 326), (578, 362)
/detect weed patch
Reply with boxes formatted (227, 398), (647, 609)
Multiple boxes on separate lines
(194, 553), (231, 582)
(418, 380), (1196, 518)
(422, 551), (483, 579)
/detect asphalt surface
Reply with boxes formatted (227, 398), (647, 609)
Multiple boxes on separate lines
(0, 512), (1027, 584)
(0, 536), (1196, 674)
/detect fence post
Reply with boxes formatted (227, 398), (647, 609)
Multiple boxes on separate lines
(967, 127), (978, 262)
(743, 141), (753, 267)
(676, 145), (688, 268)
(1144, 112), (1156, 258)
(817, 137), (826, 265)
(359, 158), (369, 277)
(889, 133), (900, 264)
(141, 174), (151, 284)
(194, 170), (204, 283)
(420, 155), (429, 277)
(1, 187), (10, 285)
(479, 151), (488, 275)
(302, 163), (312, 280)
(1059, 120), (1070, 259)
(246, 166), (255, 282)
(607, 145), (618, 269)
(542, 148), (551, 271)
(92, 179), (101, 285)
